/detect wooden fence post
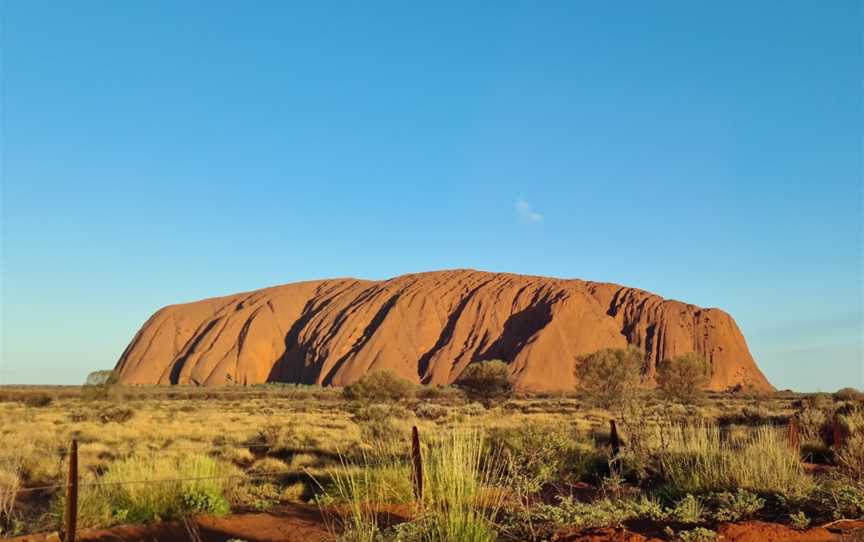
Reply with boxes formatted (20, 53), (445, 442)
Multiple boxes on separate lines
(411, 426), (423, 502)
(609, 419), (620, 457)
(63, 439), (78, 542)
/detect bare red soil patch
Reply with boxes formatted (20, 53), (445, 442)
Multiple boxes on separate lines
(5, 507), (862, 542)
(554, 527), (663, 541)
(3, 504), (330, 542)
(717, 520), (864, 542)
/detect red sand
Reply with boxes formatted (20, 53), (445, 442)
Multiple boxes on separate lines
(7, 509), (861, 542)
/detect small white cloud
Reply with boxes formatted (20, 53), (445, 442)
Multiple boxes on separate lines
(516, 199), (544, 223)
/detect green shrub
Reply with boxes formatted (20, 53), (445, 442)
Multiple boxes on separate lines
(672, 494), (705, 523)
(711, 489), (765, 521)
(789, 511), (810, 530)
(657, 353), (710, 403)
(534, 495), (668, 531)
(489, 424), (597, 493)
(810, 477), (864, 520)
(671, 527), (717, 542)
(181, 488), (230, 515)
(342, 371), (415, 403)
(454, 361), (513, 407)
(574, 347), (643, 410)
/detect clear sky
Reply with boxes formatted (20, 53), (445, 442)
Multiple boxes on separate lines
(1, 1), (861, 391)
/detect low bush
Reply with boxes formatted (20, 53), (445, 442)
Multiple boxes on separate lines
(489, 424), (597, 493)
(414, 402), (448, 420)
(23, 394), (52, 408)
(672, 494), (705, 523)
(455, 361), (513, 407)
(789, 511), (810, 530)
(460, 402), (486, 417)
(415, 385), (464, 403)
(574, 347), (643, 410)
(98, 407), (135, 424)
(342, 371), (415, 403)
(808, 477), (864, 520)
(671, 527), (717, 542)
(710, 489), (765, 521)
(229, 481), (281, 511)
(656, 353), (710, 404)
(834, 387), (863, 401)
(533, 495), (667, 532)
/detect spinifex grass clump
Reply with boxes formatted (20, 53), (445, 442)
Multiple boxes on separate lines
(657, 423), (812, 497)
(317, 428), (507, 542)
(417, 429), (507, 542)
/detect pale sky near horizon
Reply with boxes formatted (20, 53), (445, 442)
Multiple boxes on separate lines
(1, 1), (861, 391)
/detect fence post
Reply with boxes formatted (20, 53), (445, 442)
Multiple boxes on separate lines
(411, 426), (423, 502)
(63, 439), (78, 542)
(719, 422), (731, 446)
(609, 419), (620, 457)
(787, 416), (800, 453)
(832, 413), (844, 450)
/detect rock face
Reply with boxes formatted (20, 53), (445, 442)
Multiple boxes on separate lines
(114, 270), (773, 391)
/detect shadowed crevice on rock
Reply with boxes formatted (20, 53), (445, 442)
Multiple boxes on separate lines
(416, 276), (499, 384)
(169, 317), (223, 384)
(321, 291), (402, 386)
(472, 290), (560, 363)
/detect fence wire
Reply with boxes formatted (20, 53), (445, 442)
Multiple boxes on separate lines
(13, 468), (311, 495)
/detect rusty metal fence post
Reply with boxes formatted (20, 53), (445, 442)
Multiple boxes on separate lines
(832, 414), (844, 450)
(63, 439), (78, 542)
(787, 416), (800, 453)
(411, 426), (423, 502)
(609, 419), (620, 457)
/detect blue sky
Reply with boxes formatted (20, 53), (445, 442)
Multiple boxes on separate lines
(1, 1), (861, 391)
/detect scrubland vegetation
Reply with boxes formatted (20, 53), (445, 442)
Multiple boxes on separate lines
(0, 358), (862, 541)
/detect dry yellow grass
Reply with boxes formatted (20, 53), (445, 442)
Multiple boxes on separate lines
(0, 386), (807, 536)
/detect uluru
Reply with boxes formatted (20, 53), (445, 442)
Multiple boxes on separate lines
(114, 270), (773, 392)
